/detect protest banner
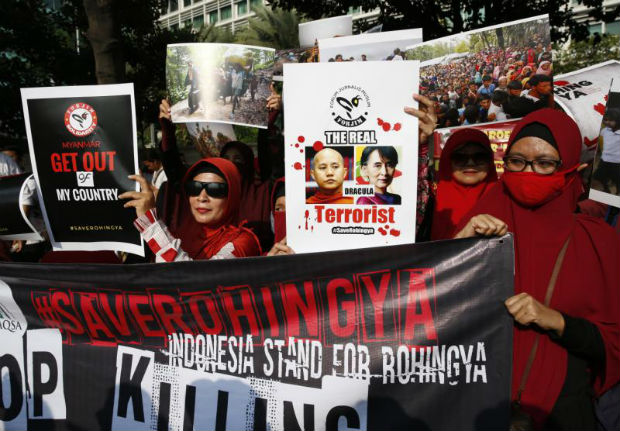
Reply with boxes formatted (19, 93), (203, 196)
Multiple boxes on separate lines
(298, 15), (352, 49)
(406, 15), (553, 117)
(553, 60), (620, 162)
(0, 235), (514, 430)
(318, 28), (423, 62)
(0, 173), (43, 241)
(284, 61), (419, 254)
(166, 43), (275, 128)
(434, 119), (520, 175)
(589, 78), (620, 208)
(20, 84), (142, 255)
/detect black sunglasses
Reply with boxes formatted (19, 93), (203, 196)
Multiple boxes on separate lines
(450, 152), (490, 167)
(184, 181), (228, 198)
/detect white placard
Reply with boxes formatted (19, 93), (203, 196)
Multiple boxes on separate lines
(319, 28), (423, 62)
(299, 15), (353, 48)
(554, 60), (620, 162)
(284, 61), (419, 253)
(588, 77), (620, 208)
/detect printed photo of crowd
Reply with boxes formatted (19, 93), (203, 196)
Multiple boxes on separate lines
(406, 16), (553, 128)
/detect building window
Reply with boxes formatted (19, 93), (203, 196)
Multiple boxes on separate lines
(221, 5), (232, 20)
(589, 23), (602, 34)
(183, 18), (191, 28)
(606, 21), (620, 35)
(193, 15), (204, 29)
(171, 23), (179, 30)
(250, 0), (262, 11)
(184, 0), (191, 6)
(209, 10), (218, 24)
(169, 0), (178, 12)
(237, 1), (248, 16)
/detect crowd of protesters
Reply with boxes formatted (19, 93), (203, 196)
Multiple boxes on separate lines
(419, 39), (554, 127)
(2, 32), (620, 431)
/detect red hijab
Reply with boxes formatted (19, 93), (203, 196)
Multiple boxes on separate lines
(220, 141), (271, 225)
(431, 128), (498, 240)
(271, 177), (286, 244)
(459, 108), (620, 427)
(168, 158), (261, 259)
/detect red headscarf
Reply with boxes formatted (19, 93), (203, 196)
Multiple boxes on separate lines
(459, 108), (620, 427)
(220, 141), (271, 225)
(168, 158), (261, 259)
(271, 177), (286, 244)
(431, 128), (498, 240)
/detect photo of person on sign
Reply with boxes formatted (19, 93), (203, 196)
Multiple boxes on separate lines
(306, 147), (354, 204)
(356, 146), (402, 205)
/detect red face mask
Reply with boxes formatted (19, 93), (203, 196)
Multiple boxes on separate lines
(502, 165), (579, 207)
(273, 211), (287, 243)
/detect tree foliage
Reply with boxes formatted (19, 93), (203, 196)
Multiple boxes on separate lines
(235, 6), (300, 49)
(0, 0), (94, 140)
(553, 34), (620, 75)
(269, 0), (619, 44)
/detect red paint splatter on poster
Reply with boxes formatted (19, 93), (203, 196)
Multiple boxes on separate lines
(584, 137), (598, 148)
(298, 136), (305, 143)
(378, 227), (387, 236)
(393, 123), (402, 131)
(390, 229), (401, 237)
(313, 141), (324, 152)
(377, 118), (384, 126)
(293, 162), (303, 170)
(382, 122), (391, 132)
(304, 209), (310, 230)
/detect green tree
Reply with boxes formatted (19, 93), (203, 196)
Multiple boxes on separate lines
(235, 6), (300, 49)
(268, 0), (619, 43)
(197, 23), (235, 43)
(0, 0), (94, 140)
(553, 34), (620, 75)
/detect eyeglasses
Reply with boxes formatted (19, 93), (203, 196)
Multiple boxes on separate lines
(503, 156), (562, 175)
(184, 181), (228, 198)
(451, 152), (490, 167)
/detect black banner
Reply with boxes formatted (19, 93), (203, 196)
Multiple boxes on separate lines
(21, 86), (142, 254)
(0, 236), (514, 430)
(0, 173), (41, 241)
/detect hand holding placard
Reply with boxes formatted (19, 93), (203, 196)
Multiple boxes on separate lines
(119, 175), (155, 217)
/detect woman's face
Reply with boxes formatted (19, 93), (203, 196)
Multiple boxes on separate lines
(604, 117), (618, 130)
(188, 172), (228, 226)
(450, 142), (491, 186)
(362, 150), (396, 193)
(221, 146), (247, 176)
(506, 137), (560, 173)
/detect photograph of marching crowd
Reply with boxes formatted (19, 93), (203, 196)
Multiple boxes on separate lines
(3, 2), (620, 430)
(407, 16), (553, 128)
(166, 43), (275, 127)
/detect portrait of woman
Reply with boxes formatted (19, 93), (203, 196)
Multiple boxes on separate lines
(356, 146), (401, 205)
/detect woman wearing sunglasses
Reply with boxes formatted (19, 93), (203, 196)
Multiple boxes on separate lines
(455, 109), (620, 430)
(430, 128), (498, 240)
(120, 158), (261, 262)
